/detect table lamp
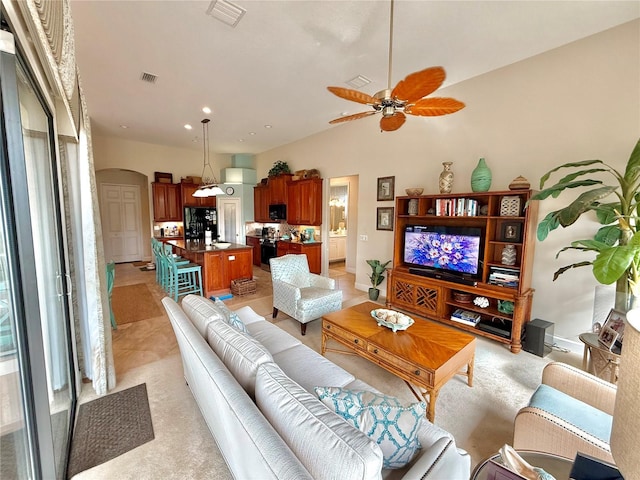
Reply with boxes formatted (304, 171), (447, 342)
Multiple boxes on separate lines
(611, 308), (640, 478)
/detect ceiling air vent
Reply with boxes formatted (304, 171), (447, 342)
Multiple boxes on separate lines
(346, 75), (371, 89)
(206, 0), (246, 27)
(140, 72), (158, 84)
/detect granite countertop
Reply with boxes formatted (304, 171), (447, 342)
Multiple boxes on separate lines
(277, 239), (322, 245)
(166, 239), (252, 253)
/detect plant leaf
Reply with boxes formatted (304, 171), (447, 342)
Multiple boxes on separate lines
(557, 186), (617, 227)
(536, 211), (561, 241)
(530, 179), (603, 201)
(623, 138), (640, 179)
(570, 239), (610, 251)
(593, 245), (635, 284)
(552, 261), (593, 281)
(595, 203), (620, 225)
(539, 160), (604, 188)
(594, 225), (621, 246)
(557, 168), (609, 185)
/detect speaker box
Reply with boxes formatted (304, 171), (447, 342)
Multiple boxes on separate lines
(523, 318), (554, 357)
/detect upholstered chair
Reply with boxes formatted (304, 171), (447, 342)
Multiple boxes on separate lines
(269, 254), (342, 335)
(514, 362), (616, 463)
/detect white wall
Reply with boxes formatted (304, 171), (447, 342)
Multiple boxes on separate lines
(255, 20), (640, 342)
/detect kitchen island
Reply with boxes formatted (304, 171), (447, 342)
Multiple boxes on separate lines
(166, 240), (253, 297)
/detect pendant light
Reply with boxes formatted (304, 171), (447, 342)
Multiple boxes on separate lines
(193, 118), (224, 197)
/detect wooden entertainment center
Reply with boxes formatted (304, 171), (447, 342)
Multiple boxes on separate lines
(386, 190), (539, 353)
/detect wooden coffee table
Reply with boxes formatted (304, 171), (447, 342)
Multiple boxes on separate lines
(321, 301), (476, 423)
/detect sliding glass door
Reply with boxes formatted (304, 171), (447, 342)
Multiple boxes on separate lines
(0, 28), (76, 479)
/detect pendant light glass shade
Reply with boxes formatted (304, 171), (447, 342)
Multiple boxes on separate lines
(193, 118), (223, 197)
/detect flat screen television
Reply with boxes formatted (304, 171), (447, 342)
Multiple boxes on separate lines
(403, 225), (483, 278)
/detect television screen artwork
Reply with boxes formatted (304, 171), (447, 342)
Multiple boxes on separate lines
(404, 226), (481, 275)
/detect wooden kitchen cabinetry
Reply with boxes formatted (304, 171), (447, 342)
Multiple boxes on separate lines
(181, 182), (216, 208)
(253, 184), (270, 222)
(152, 182), (181, 222)
(386, 190), (539, 353)
(286, 177), (323, 226)
(277, 241), (322, 274)
(269, 174), (293, 204)
(246, 236), (261, 266)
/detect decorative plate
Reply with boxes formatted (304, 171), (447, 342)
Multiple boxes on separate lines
(370, 309), (414, 332)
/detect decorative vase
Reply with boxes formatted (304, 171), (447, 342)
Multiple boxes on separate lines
(471, 157), (492, 192)
(502, 244), (517, 266)
(439, 162), (454, 194)
(408, 198), (419, 216)
(368, 288), (380, 301)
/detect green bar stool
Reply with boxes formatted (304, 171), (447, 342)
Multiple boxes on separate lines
(106, 261), (117, 329)
(166, 253), (203, 301)
(161, 243), (189, 293)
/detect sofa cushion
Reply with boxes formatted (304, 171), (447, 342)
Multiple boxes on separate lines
(206, 320), (272, 398)
(246, 322), (301, 355)
(256, 362), (383, 480)
(181, 294), (225, 337)
(528, 384), (612, 443)
(272, 344), (354, 393)
(315, 387), (425, 469)
(234, 305), (266, 326)
(213, 297), (248, 333)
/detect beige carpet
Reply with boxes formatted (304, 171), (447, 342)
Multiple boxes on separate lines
(112, 284), (163, 325)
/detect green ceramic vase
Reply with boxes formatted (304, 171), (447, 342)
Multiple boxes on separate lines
(471, 157), (492, 192)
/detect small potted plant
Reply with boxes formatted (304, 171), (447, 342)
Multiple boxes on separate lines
(367, 259), (391, 301)
(268, 160), (291, 177)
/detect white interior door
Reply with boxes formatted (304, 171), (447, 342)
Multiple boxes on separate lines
(217, 197), (242, 244)
(100, 184), (143, 263)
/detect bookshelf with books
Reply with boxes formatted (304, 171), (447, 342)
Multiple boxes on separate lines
(387, 190), (539, 353)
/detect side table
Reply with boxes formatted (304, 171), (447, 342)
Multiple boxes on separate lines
(579, 332), (620, 384)
(471, 450), (574, 480)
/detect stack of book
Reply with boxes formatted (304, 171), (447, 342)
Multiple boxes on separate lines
(489, 267), (520, 288)
(450, 308), (482, 327)
(434, 198), (479, 217)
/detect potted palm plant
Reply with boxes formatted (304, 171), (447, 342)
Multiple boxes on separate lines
(532, 137), (640, 311)
(366, 259), (391, 301)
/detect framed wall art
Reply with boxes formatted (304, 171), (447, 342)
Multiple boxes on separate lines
(500, 222), (523, 242)
(376, 207), (394, 231)
(377, 176), (395, 201)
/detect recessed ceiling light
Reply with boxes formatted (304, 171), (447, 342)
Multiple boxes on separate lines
(249, 132), (256, 136)
(340, 112), (350, 117)
(238, 139), (244, 142)
(202, 107), (211, 114)
(264, 125), (272, 129)
(120, 125), (129, 129)
(184, 124), (193, 130)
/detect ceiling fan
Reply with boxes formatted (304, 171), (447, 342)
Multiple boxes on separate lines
(327, 0), (465, 132)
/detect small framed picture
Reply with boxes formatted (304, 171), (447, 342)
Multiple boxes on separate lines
(598, 326), (619, 351)
(377, 176), (395, 201)
(377, 207), (394, 231)
(500, 222), (522, 242)
(601, 308), (626, 345)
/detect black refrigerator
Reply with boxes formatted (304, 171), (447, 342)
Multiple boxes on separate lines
(184, 207), (217, 240)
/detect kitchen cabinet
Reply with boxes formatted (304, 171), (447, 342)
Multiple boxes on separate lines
(329, 236), (346, 262)
(269, 174), (293, 204)
(286, 177), (323, 226)
(152, 182), (181, 222)
(246, 236), (261, 266)
(181, 182), (216, 208)
(253, 184), (270, 222)
(277, 240), (321, 274)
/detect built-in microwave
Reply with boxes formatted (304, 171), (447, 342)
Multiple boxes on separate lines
(269, 204), (286, 221)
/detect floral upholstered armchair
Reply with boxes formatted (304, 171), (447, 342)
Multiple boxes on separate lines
(269, 254), (342, 335)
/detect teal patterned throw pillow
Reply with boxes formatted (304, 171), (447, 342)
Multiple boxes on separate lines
(315, 387), (425, 469)
(213, 298), (248, 333)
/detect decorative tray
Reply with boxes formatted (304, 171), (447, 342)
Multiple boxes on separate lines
(370, 309), (414, 332)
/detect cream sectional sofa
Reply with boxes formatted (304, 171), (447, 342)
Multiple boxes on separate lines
(162, 294), (471, 479)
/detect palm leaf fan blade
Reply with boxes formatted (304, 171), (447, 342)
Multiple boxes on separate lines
(391, 67), (446, 103)
(329, 111), (378, 125)
(380, 112), (406, 131)
(405, 97), (466, 116)
(327, 86), (379, 106)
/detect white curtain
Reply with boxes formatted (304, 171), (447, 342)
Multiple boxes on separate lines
(23, 0), (116, 395)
